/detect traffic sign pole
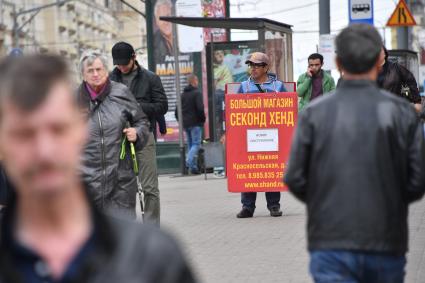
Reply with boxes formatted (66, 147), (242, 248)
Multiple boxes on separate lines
(319, 0), (330, 35)
(398, 26), (409, 50)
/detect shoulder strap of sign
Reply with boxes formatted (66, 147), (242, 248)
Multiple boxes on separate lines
(254, 83), (265, 93)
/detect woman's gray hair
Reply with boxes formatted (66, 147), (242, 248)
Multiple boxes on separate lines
(78, 50), (108, 76)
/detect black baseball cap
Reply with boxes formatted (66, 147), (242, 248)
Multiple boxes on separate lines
(112, 42), (135, 65)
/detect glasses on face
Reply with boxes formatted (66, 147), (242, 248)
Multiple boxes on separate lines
(248, 63), (267, 69)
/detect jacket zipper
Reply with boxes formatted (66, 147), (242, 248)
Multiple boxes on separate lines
(97, 107), (106, 209)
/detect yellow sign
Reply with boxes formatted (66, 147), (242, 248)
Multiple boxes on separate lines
(387, 0), (416, 27)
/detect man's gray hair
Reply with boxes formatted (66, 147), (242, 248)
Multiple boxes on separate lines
(0, 54), (72, 114)
(79, 50), (108, 76)
(154, 0), (172, 16)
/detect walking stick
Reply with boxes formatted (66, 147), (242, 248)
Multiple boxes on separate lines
(120, 120), (144, 220)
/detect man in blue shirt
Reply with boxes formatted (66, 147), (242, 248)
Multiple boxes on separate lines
(237, 52), (286, 218)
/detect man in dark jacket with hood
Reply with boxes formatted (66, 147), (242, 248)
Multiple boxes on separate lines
(110, 42), (168, 225)
(0, 54), (196, 283)
(377, 46), (422, 112)
(78, 50), (150, 219)
(175, 74), (206, 174)
(285, 24), (425, 282)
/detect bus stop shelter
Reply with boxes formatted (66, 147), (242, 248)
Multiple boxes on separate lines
(159, 17), (294, 143)
(159, 17), (294, 81)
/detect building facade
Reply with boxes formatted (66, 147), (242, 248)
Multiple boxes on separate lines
(0, 0), (147, 69)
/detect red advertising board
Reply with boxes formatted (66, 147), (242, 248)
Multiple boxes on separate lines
(225, 92), (298, 192)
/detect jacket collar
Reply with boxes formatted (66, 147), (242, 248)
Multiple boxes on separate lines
(184, 84), (196, 92)
(312, 70), (323, 79)
(248, 73), (276, 85)
(79, 79), (112, 103)
(338, 79), (377, 88)
(0, 187), (117, 283)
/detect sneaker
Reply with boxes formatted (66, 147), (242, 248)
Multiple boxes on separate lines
(236, 208), (254, 218)
(270, 207), (283, 217)
(213, 171), (225, 178)
(213, 166), (225, 178)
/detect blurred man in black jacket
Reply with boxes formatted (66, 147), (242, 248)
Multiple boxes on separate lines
(285, 24), (425, 283)
(377, 46), (422, 112)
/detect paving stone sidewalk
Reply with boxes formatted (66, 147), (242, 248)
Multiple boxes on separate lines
(155, 174), (425, 283)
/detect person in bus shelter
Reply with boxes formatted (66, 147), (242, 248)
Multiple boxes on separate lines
(236, 52), (287, 218)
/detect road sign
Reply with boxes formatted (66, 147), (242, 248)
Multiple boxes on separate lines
(349, 0), (374, 25)
(387, 0), (416, 27)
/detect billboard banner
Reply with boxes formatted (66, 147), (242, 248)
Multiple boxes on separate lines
(148, 0), (228, 142)
(202, 0), (227, 42)
(225, 92), (298, 192)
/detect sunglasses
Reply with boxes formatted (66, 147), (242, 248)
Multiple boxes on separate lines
(248, 63), (267, 69)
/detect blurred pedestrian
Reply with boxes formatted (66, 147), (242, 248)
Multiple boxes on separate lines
(296, 53), (335, 111)
(175, 74), (206, 175)
(285, 24), (425, 283)
(77, 50), (150, 219)
(110, 42), (168, 225)
(377, 46), (422, 112)
(236, 52), (286, 218)
(0, 54), (196, 283)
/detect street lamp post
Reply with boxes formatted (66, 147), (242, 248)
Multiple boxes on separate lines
(397, 0), (410, 49)
(11, 0), (74, 48)
(171, 3), (187, 175)
(0, 0), (4, 26)
(319, 0), (330, 35)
